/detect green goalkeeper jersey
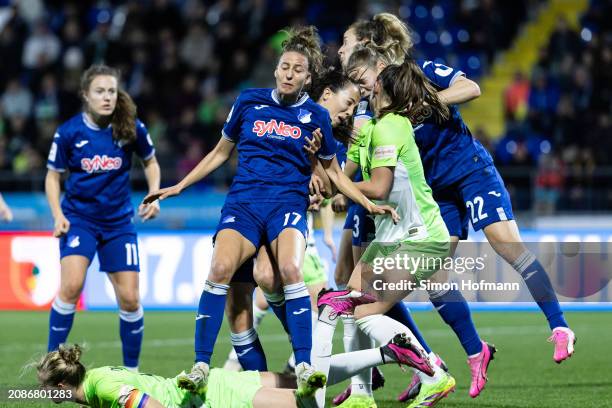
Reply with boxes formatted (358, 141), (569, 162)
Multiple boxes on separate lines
(82, 366), (202, 408)
(347, 113), (449, 243)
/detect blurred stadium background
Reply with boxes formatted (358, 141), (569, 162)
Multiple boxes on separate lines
(1, 0), (610, 310)
(1, 1), (611, 407)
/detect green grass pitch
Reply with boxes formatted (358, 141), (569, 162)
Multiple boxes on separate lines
(1, 310), (611, 407)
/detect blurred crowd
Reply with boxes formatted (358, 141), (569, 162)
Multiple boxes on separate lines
(492, 0), (612, 212)
(0, 0), (609, 212)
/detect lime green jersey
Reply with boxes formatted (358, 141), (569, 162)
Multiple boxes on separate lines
(347, 113), (449, 243)
(83, 366), (202, 408)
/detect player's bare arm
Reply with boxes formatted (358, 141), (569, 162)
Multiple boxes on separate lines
(45, 169), (70, 237)
(319, 155), (399, 223)
(352, 165), (394, 201)
(437, 75), (481, 105)
(143, 137), (235, 204)
(138, 156), (161, 220)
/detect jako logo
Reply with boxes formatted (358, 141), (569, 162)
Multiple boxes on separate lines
(252, 120), (302, 139)
(81, 155), (122, 173)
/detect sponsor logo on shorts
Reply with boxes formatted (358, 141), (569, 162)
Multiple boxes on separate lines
(292, 308), (309, 315)
(488, 191), (502, 197)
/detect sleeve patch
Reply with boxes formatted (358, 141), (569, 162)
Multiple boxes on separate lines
(226, 104), (235, 123)
(48, 142), (58, 162)
(373, 145), (397, 160)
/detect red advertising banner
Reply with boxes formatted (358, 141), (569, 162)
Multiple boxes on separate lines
(0, 232), (83, 311)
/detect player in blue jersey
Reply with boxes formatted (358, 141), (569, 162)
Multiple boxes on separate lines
(341, 13), (576, 400)
(45, 65), (161, 370)
(142, 27), (397, 397)
(220, 68), (367, 375)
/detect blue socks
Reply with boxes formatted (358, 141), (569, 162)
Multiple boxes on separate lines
(284, 282), (312, 365)
(429, 288), (483, 356)
(513, 251), (568, 330)
(119, 306), (144, 369)
(385, 302), (432, 354)
(48, 297), (76, 351)
(195, 280), (229, 364)
(264, 291), (289, 333)
(231, 328), (268, 371)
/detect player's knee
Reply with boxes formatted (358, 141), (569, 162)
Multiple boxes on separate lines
(209, 260), (234, 284)
(278, 262), (301, 283)
(118, 293), (140, 312)
(59, 282), (83, 303)
(253, 262), (276, 292)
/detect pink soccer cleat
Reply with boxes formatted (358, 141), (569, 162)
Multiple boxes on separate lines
(467, 341), (497, 398)
(331, 384), (351, 406)
(549, 327), (576, 363)
(317, 289), (377, 318)
(397, 355), (447, 402)
(381, 333), (435, 376)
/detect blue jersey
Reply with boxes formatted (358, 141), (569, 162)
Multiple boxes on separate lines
(414, 60), (494, 190)
(222, 88), (336, 204)
(47, 113), (155, 225)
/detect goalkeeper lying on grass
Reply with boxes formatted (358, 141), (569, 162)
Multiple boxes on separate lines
(35, 340), (420, 408)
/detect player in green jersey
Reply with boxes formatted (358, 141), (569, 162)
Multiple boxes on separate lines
(36, 341), (430, 408)
(313, 61), (457, 408)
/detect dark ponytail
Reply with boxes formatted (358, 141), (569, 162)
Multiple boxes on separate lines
(310, 67), (360, 146)
(377, 60), (450, 124)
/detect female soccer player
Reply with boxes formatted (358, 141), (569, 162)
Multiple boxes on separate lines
(45, 64), (160, 370)
(36, 341), (426, 408)
(314, 62), (457, 408)
(220, 68), (363, 374)
(143, 27), (396, 396)
(344, 21), (575, 398)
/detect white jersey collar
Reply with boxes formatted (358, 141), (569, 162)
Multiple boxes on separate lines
(271, 89), (309, 107)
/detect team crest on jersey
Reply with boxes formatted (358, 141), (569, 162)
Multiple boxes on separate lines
(297, 109), (311, 124)
(252, 120), (302, 139)
(81, 155), (122, 173)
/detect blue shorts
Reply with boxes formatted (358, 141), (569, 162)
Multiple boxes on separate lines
(343, 204), (376, 247)
(434, 165), (514, 240)
(215, 201), (308, 249)
(59, 216), (139, 272)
